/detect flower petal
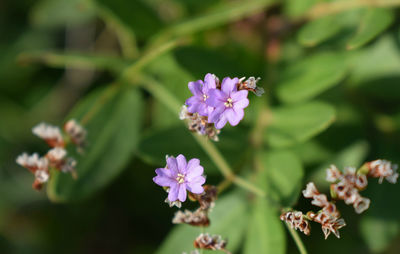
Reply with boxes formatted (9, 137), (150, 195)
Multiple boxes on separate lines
(233, 98), (249, 110)
(176, 154), (187, 174)
(186, 166), (204, 181)
(204, 73), (217, 91)
(231, 90), (248, 102)
(178, 184), (187, 202)
(226, 108), (244, 126)
(186, 158), (200, 172)
(208, 106), (224, 123)
(188, 81), (203, 96)
(187, 183), (204, 194)
(166, 156), (179, 175)
(221, 77), (239, 95)
(168, 184), (179, 202)
(206, 89), (225, 107)
(215, 115), (228, 129)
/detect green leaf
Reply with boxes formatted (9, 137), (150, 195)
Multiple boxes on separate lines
(360, 216), (399, 253)
(265, 101), (336, 148)
(138, 126), (249, 174)
(47, 86), (143, 202)
(347, 8), (394, 50)
(31, 0), (95, 28)
(260, 150), (303, 206)
(284, 0), (318, 17)
(276, 52), (348, 103)
(156, 191), (249, 254)
(297, 16), (342, 47)
(243, 198), (285, 254)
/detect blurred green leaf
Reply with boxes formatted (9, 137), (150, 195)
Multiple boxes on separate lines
(290, 140), (333, 166)
(31, 0), (95, 28)
(47, 86), (143, 202)
(265, 101), (336, 148)
(298, 16), (342, 47)
(243, 197), (285, 254)
(138, 126), (249, 175)
(260, 150), (303, 206)
(360, 216), (399, 253)
(347, 8), (394, 50)
(284, 0), (318, 17)
(276, 52), (348, 103)
(95, 0), (162, 39)
(156, 191), (249, 254)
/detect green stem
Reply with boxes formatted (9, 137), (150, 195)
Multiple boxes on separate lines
(285, 223), (308, 254)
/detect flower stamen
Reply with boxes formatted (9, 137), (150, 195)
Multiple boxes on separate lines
(224, 98), (233, 108)
(176, 173), (185, 184)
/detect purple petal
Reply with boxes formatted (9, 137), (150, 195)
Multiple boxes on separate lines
(215, 115), (228, 129)
(221, 77), (239, 95)
(176, 154), (187, 173)
(186, 164), (204, 181)
(233, 98), (249, 110)
(168, 184), (179, 202)
(226, 108), (244, 126)
(166, 156), (178, 175)
(204, 73), (217, 91)
(153, 175), (175, 187)
(231, 90), (248, 102)
(208, 106), (224, 123)
(188, 81), (203, 96)
(187, 183), (204, 194)
(186, 96), (201, 112)
(186, 158), (200, 172)
(196, 103), (208, 116)
(206, 89), (225, 107)
(178, 184), (187, 202)
(155, 167), (173, 178)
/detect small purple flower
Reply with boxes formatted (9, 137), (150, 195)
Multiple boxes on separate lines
(185, 73), (217, 116)
(153, 154), (206, 202)
(206, 77), (249, 129)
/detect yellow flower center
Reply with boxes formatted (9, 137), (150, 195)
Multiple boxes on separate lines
(203, 94), (208, 101)
(224, 98), (233, 107)
(176, 173), (185, 184)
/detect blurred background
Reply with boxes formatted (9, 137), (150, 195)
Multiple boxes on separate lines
(1, 0), (400, 253)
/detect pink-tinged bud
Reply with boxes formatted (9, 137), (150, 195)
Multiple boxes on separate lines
(326, 165), (341, 182)
(368, 159), (398, 184)
(64, 119), (87, 151)
(311, 194), (329, 208)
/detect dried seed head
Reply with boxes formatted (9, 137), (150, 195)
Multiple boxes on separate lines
(353, 196), (370, 214)
(180, 105), (220, 141)
(280, 211), (311, 236)
(238, 77), (264, 96)
(368, 160), (399, 184)
(302, 182), (319, 198)
(64, 119), (87, 151)
(188, 185), (218, 211)
(193, 233), (229, 253)
(326, 165), (341, 182)
(32, 123), (64, 147)
(172, 208), (210, 227)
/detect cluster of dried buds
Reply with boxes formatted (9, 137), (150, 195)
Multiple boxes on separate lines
(193, 233), (230, 254)
(181, 74), (264, 141)
(281, 159), (398, 239)
(16, 120), (86, 190)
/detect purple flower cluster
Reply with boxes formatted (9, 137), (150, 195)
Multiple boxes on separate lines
(153, 154), (206, 205)
(184, 74), (261, 130)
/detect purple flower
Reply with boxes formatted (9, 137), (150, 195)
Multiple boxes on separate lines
(206, 77), (249, 129)
(185, 73), (217, 116)
(153, 154), (206, 202)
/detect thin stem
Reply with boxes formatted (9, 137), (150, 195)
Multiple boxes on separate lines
(285, 223), (308, 254)
(306, 0), (400, 20)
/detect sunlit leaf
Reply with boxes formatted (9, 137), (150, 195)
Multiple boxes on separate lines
(276, 52), (348, 104)
(265, 101), (336, 148)
(297, 16), (342, 47)
(47, 86), (143, 202)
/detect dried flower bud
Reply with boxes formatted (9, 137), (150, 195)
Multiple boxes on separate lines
(164, 197), (182, 208)
(326, 165), (341, 182)
(353, 196), (370, 214)
(35, 169), (50, 183)
(355, 174), (368, 189)
(180, 105), (220, 141)
(238, 77), (264, 96)
(16, 153), (41, 173)
(188, 185), (218, 211)
(193, 233), (229, 253)
(302, 182), (319, 198)
(32, 123), (64, 147)
(312, 211), (346, 239)
(64, 119), (87, 151)
(280, 211), (311, 236)
(16, 153), (50, 190)
(172, 208), (210, 227)
(311, 194), (329, 208)
(368, 160), (399, 184)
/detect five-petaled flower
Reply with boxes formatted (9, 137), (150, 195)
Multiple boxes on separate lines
(153, 154), (206, 203)
(206, 77), (249, 129)
(186, 74), (217, 117)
